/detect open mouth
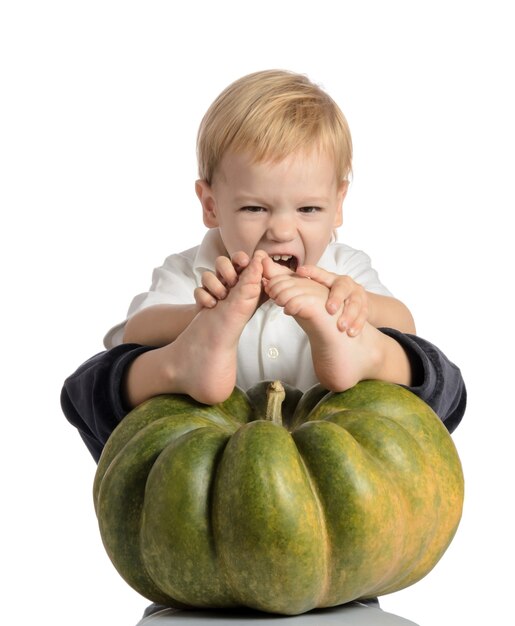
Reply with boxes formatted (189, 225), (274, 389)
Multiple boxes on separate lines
(270, 254), (299, 272)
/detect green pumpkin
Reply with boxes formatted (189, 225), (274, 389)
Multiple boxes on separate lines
(93, 380), (464, 615)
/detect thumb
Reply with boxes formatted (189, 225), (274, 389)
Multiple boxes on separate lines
(296, 264), (336, 287)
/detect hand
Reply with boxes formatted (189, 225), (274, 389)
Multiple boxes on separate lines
(194, 250), (268, 309)
(296, 265), (368, 335)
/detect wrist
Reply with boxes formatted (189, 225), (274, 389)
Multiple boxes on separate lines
(364, 291), (378, 327)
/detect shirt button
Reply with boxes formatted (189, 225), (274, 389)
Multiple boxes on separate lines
(267, 346), (279, 359)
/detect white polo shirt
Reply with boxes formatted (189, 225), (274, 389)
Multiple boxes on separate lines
(104, 228), (392, 392)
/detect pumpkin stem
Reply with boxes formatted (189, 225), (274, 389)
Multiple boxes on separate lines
(265, 381), (285, 425)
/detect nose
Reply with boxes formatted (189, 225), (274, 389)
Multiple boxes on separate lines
(265, 212), (295, 243)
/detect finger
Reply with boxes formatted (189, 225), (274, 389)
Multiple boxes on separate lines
(201, 270), (228, 299)
(215, 256), (238, 287)
(252, 249), (269, 262)
(337, 297), (365, 333)
(230, 250), (251, 273)
(326, 276), (356, 315)
(347, 307), (368, 337)
(194, 287), (217, 308)
(296, 265), (338, 288)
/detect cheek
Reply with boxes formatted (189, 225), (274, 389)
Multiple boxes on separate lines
(221, 221), (261, 255)
(315, 221), (336, 244)
(238, 220), (264, 241)
(304, 224), (335, 259)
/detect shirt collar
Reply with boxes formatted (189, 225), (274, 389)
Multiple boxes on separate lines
(311, 242), (339, 273)
(193, 228), (229, 281)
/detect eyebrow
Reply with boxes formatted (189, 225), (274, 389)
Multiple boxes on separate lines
(233, 195), (331, 205)
(233, 195), (266, 204)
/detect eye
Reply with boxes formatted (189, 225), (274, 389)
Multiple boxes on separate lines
(240, 206), (266, 213)
(298, 206), (321, 214)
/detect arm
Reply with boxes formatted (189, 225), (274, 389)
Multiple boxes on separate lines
(262, 268), (464, 423)
(379, 328), (466, 433)
(125, 252), (266, 408)
(61, 255), (268, 460)
(122, 303), (200, 346)
(122, 252), (257, 347)
(296, 265), (415, 335)
(367, 292), (416, 334)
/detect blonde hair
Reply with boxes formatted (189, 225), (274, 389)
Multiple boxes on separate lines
(197, 70), (353, 185)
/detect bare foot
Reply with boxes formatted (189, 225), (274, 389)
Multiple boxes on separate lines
(262, 265), (377, 391)
(296, 311), (384, 392)
(167, 255), (264, 404)
(261, 265), (409, 392)
(298, 307), (412, 391)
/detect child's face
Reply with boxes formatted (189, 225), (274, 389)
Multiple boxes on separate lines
(196, 148), (347, 271)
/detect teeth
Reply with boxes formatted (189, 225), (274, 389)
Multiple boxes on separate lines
(271, 255), (293, 261)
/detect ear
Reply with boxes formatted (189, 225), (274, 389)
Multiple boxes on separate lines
(333, 180), (349, 228)
(195, 179), (219, 228)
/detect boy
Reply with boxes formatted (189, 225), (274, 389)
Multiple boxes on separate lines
(62, 70), (466, 462)
(109, 69), (415, 406)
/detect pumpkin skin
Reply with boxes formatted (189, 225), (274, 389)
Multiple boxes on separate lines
(93, 380), (464, 615)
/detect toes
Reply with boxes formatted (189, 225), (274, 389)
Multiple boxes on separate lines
(238, 256), (264, 285)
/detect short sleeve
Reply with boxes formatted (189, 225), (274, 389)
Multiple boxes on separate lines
(104, 250), (199, 349)
(323, 243), (393, 297)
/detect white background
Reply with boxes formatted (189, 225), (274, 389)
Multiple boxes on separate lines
(1, 1), (513, 624)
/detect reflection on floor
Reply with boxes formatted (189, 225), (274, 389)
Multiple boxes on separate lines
(136, 601), (419, 626)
